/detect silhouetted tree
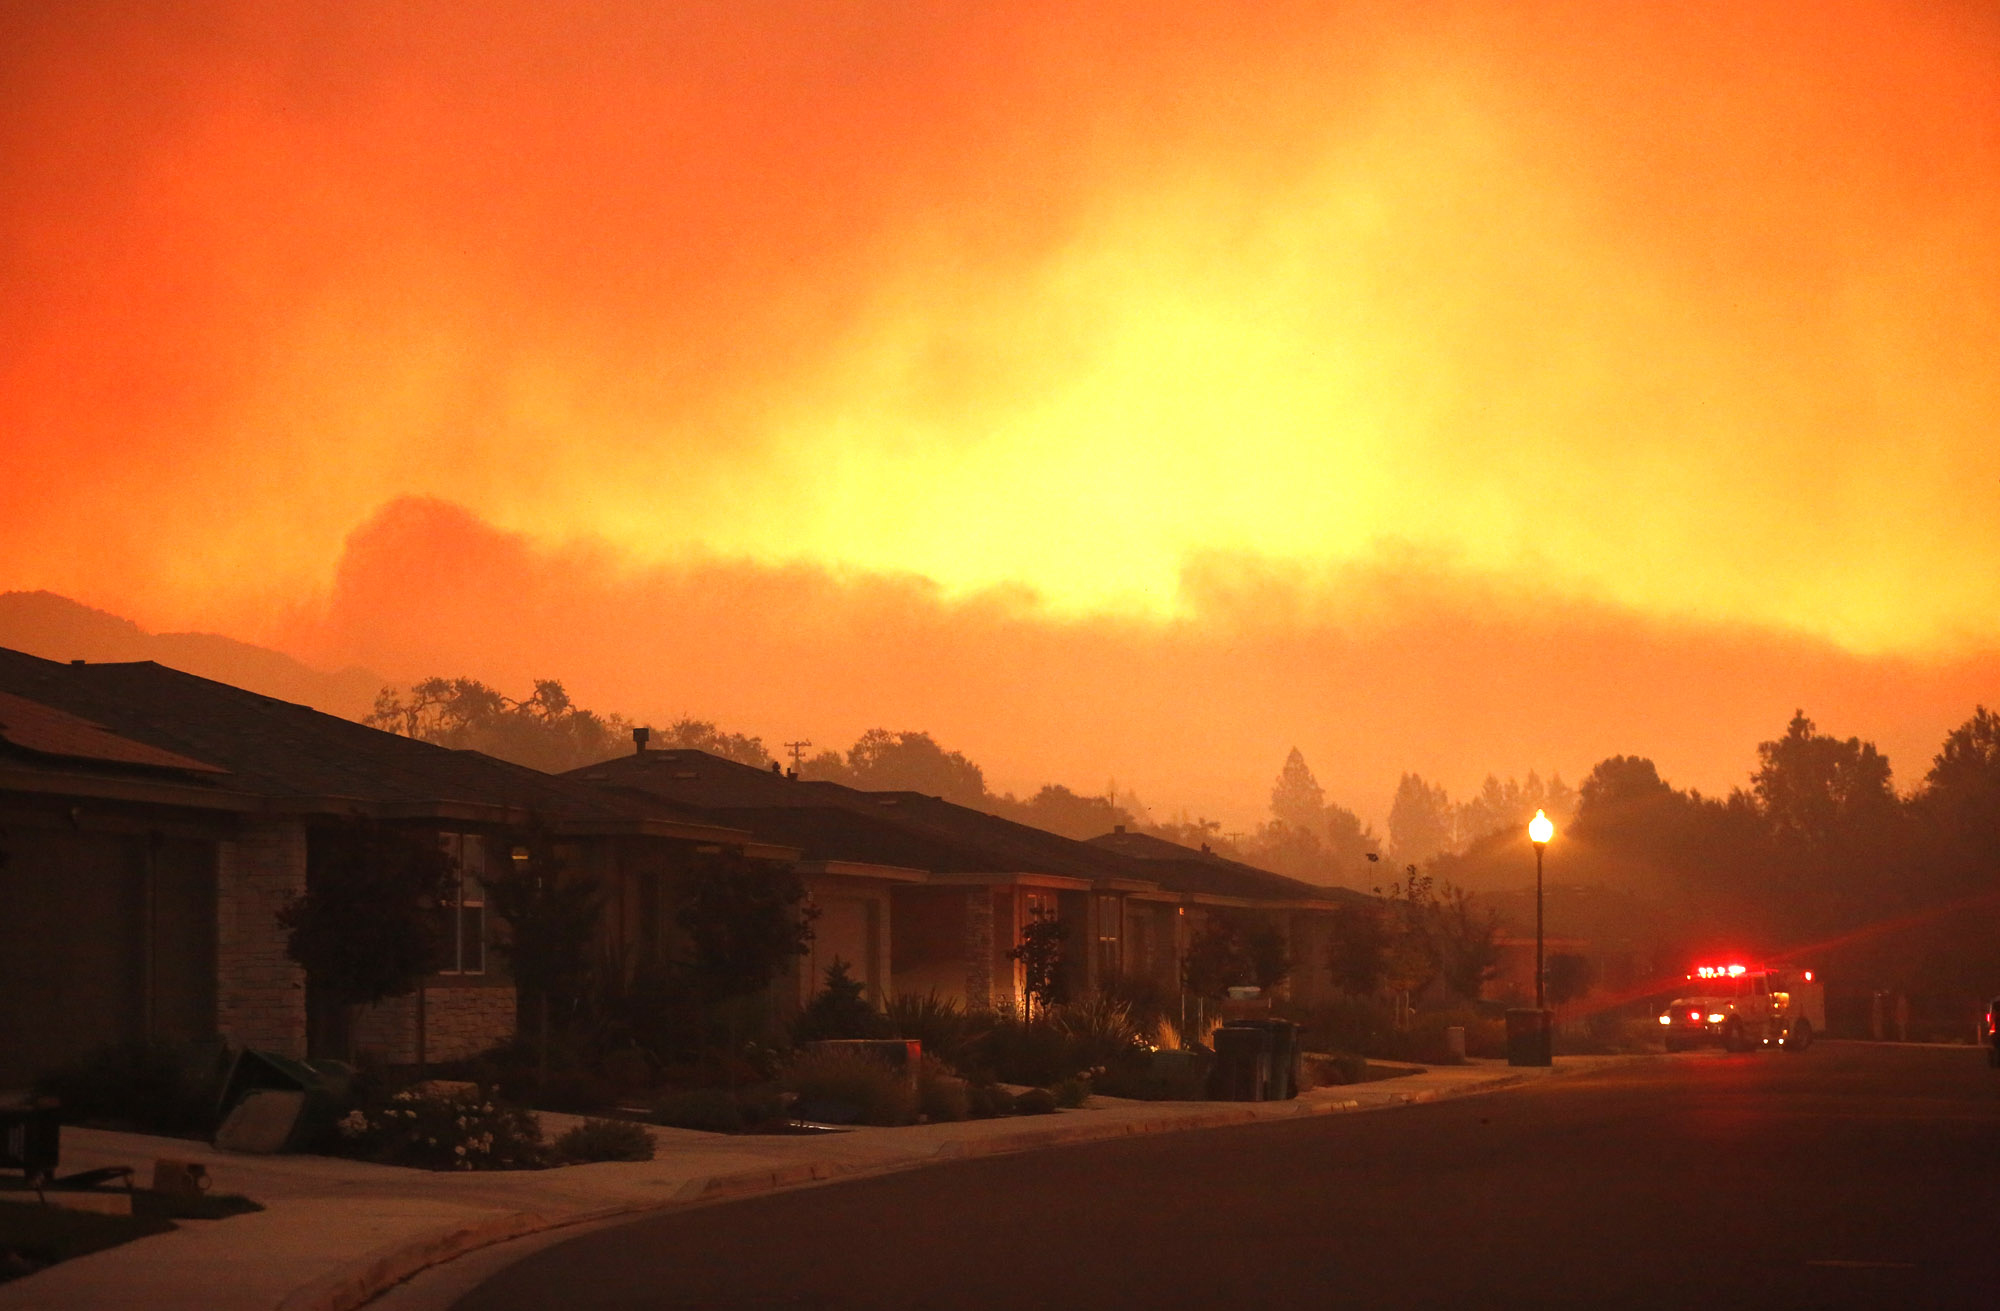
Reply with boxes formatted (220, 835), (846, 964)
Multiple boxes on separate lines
(1915, 707), (2000, 896)
(1432, 881), (1502, 1001)
(1270, 748), (1326, 833)
(1388, 774), (1455, 867)
(367, 676), (634, 773)
(676, 850), (816, 1004)
(1325, 903), (1390, 996)
(992, 783), (1135, 840)
(1008, 909), (1069, 1018)
(281, 820), (454, 1058)
(1458, 771), (1575, 845)
(1752, 711), (1897, 856)
(484, 823), (600, 1072)
(803, 729), (989, 806)
(792, 959), (888, 1041)
(654, 717), (772, 767)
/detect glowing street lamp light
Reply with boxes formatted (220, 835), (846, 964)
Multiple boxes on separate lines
(1529, 809), (1554, 1010)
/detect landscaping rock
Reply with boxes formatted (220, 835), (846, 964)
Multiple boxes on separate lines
(1013, 1088), (1058, 1115)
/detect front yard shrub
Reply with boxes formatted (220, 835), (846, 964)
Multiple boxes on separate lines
(1093, 1049), (1212, 1101)
(332, 1084), (545, 1170)
(1287, 996), (1398, 1059)
(886, 991), (983, 1069)
(553, 1117), (656, 1163)
(1049, 1075), (1091, 1109)
(780, 1046), (917, 1126)
(1051, 996), (1146, 1070)
(977, 1012), (1083, 1088)
(34, 1040), (223, 1137)
(915, 1056), (968, 1123)
(792, 959), (891, 1042)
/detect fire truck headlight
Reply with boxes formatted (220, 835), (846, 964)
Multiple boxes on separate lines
(1658, 1015), (1672, 1025)
(1706, 1013), (1725, 1025)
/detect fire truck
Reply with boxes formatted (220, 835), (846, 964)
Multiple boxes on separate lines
(1659, 963), (1825, 1052)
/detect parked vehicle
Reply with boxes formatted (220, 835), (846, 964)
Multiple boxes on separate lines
(1985, 996), (1999, 1067)
(1659, 963), (1824, 1052)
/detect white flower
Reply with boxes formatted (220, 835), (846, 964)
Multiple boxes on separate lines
(337, 1109), (371, 1139)
(454, 1144), (467, 1156)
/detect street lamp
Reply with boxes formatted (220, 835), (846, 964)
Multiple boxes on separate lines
(1529, 809), (1553, 1009)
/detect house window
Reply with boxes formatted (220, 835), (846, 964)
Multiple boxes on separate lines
(1096, 894), (1121, 981)
(436, 833), (487, 975)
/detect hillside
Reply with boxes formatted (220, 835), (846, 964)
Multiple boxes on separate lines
(0, 591), (383, 720)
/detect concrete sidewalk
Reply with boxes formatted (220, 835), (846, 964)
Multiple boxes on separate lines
(0, 1057), (1628, 1311)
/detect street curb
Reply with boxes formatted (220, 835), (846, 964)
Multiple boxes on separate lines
(309, 1065), (1575, 1311)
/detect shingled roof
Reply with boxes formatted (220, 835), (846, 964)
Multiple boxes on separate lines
(0, 646), (756, 842)
(573, 748), (1358, 906)
(1088, 827), (1375, 906)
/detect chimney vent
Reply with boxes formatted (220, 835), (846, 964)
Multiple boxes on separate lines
(70, 659), (86, 666)
(1113, 824), (1126, 834)
(632, 726), (650, 754)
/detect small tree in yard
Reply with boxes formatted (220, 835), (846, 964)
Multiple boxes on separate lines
(793, 959), (886, 1041)
(1326, 903), (1390, 996)
(281, 819), (455, 1059)
(1242, 920), (1292, 992)
(1433, 883), (1502, 1001)
(485, 824), (601, 1079)
(1182, 916), (1247, 1000)
(676, 850), (816, 1049)
(1008, 909), (1069, 1019)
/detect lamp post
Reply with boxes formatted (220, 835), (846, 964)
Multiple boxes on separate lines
(1529, 809), (1554, 1010)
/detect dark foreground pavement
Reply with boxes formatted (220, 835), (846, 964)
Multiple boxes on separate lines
(456, 1042), (2000, 1311)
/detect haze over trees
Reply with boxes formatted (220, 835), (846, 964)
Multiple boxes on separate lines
(1433, 707), (2000, 1016)
(367, 677), (770, 772)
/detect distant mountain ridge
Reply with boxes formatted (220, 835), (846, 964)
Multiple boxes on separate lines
(0, 591), (384, 720)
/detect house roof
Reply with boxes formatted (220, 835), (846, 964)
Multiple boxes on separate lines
(0, 646), (764, 845)
(576, 750), (1133, 879)
(573, 749), (1357, 907)
(1088, 828), (1376, 907)
(0, 690), (228, 774)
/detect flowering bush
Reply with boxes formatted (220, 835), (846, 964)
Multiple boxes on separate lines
(334, 1085), (545, 1171)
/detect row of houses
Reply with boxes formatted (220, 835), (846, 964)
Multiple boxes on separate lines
(0, 645), (1370, 1086)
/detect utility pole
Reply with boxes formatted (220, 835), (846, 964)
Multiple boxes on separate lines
(784, 740), (812, 775)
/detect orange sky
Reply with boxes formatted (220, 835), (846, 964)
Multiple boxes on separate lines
(3, 2), (1998, 829)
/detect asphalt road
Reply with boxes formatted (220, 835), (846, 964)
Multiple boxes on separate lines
(455, 1042), (2000, 1310)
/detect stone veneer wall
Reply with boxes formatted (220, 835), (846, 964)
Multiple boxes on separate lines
(963, 889), (995, 1011)
(353, 985), (518, 1065)
(215, 819), (308, 1056)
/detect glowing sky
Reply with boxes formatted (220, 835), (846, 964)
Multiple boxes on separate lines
(3, 2), (1997, 829)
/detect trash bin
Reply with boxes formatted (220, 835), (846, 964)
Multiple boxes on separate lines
(1261, 1019), (1302, 1100)
(1505, 1008), (1553, 1067)
(215, 1049), (351, 1152)
(1209, 1019), (1303, 1100)
(1208, 1024), (1274, 1101)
